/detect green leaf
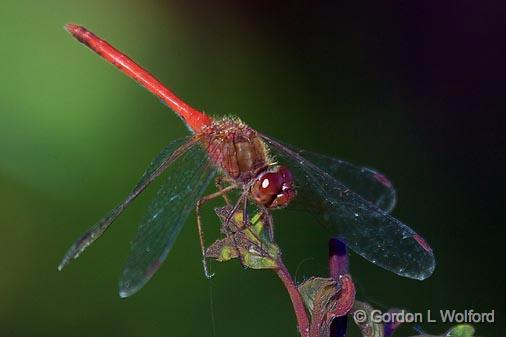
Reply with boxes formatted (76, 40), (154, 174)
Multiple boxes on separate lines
(298, 277), (338, 315)
(299, 275), (355, 337)
(205, 206), (280, 269)
(242, 248), (279, 269)
(205, 237), (239, 262)
(352, 301), (384, 337)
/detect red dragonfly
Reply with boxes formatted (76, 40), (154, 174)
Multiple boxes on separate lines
(59, 24), (435, 298)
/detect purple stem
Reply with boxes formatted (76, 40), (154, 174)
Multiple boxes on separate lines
(384, 323), (396, 337)
(275, 258), (310, 337)
(384, 314), (402, 337)
(329, 238), (349, 337)
(329, 238), (349, 278)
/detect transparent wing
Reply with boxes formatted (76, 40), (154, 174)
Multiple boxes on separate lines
(58, 137), (197, 271)
(118, 142), (216, 297)
(262, 135), (435, 280)
(283, 147), (396, 213)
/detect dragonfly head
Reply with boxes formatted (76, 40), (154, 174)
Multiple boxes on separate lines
(251, 166), (296, 209)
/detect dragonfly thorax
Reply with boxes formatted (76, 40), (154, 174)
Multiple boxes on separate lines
(202, 117), (271, 183)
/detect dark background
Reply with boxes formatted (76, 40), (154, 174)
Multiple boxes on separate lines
(0, 1), (503, 336)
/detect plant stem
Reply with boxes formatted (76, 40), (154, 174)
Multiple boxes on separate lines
(275, 258), (310, 337)
(328, 238), (349, 278)
(329, 238), (349, 337)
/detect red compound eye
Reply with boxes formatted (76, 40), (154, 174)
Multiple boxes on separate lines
(258, 172), (283, 195)
(277, 166), (294, 185)
(252, 166), (296, 208)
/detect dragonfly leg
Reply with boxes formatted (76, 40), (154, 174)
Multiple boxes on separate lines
(239, 193), (267, 249)
(259, 206), (274, 240)
(196, 184), (238, 279)
(221, 192), (275, 267)
(241, 197), (275, 254)
(221, 190), (272, 269)
(240, 193), (269, 253)
(215, 176), (232, 205)
(241, 192), (249, 229)
(223, 191), (247, 269)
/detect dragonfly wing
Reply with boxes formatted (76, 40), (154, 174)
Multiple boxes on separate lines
(58, 137), (196, 271)
(118, 142), (216, 298)
(294, 149), (396, 213)
(262, 135), (435, 280)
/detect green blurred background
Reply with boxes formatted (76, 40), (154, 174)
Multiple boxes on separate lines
(0, 1), (503, 336)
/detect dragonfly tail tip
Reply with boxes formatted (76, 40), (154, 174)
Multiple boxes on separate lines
(64, 23), (90, 44)
(64, 23), (80, 34)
